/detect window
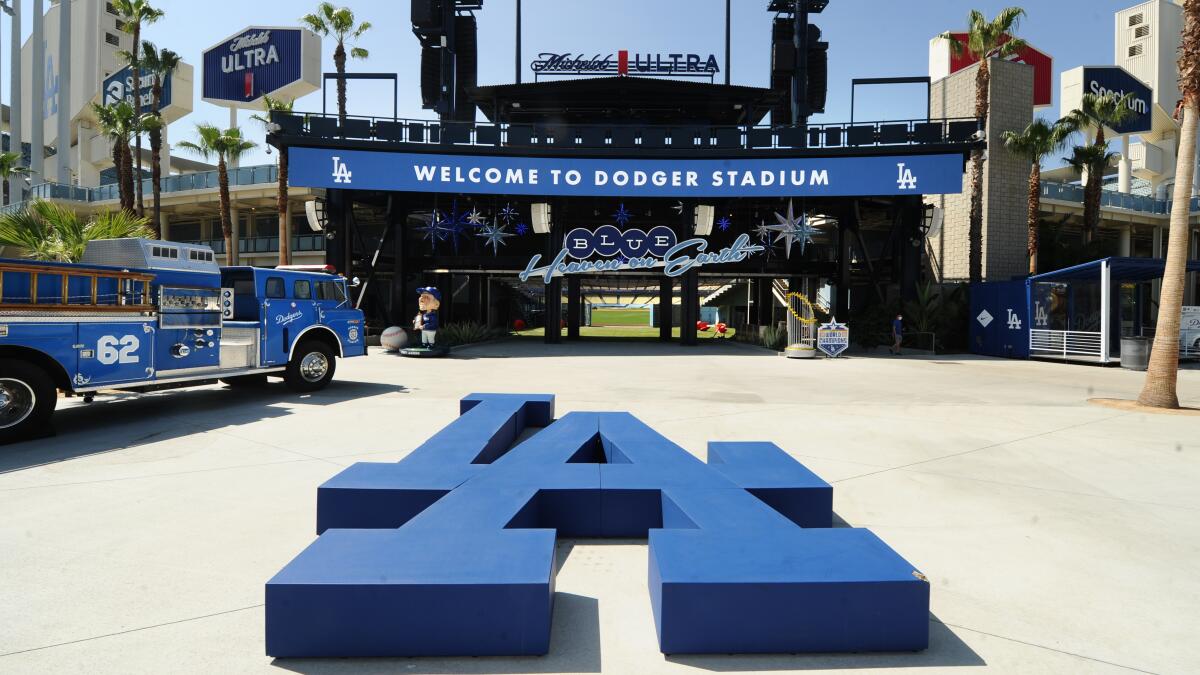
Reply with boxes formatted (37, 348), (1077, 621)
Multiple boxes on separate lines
(1134, 25), (1150, 39)
(188, 249), (214, 263)
(1129, 44), (1144, 57)
(265, 277), (285, 299)
(151, 245), (179, 260)
(316, 281), (346, 303)
(1128, 13), (1144, 27)
(105, 32), (120, 47)
(293, 280), (312, 300)
(105, 2), (118, 15)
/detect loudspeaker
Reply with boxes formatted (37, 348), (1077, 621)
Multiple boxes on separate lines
(420, 46), (442, 108)
(305, 199), (327, 232)
(531, 203), (552, 234)
(694, 205), (715, 236)
(453, 14), (478, 121)
(411, 0), (443, 31)
(807, 25), (829, 114)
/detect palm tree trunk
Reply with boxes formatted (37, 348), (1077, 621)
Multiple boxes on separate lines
(1027, 161), (1040, 276)
(132, 24), (144, 218)
(218, 157), (234, 266)
(151, 87), (164, 232)
(112, 142), (127, 212)
(120, 143), (135, 214)
(1137, 103), (1197, 408)
(335, 44), (348, 126)
(969, 59), (990, 283)
(278, 147), (290, 267)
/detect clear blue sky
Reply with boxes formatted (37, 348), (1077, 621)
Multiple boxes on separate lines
(0, 0), (1149, 167)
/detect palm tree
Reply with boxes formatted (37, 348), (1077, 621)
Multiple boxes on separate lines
(0, 200), (153, 262)
(252, 95), (295, 266)
(1139, 0), (1200, 409)
(138, 41), (181, 229)
(178, 124), (257, 266)
(0, 151), (31, 206)
(940, 8), (1027, 282)
(91, 101), (140, 214)
(301, 3), (371, 126)
(1061, 92), (1137, 239)
(112, 0), (165, 218)
(1064, 143), (1117, 243)
(1001, 118), (1073, 275)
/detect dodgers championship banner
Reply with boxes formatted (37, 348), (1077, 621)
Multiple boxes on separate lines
(289, 147), (965, 198)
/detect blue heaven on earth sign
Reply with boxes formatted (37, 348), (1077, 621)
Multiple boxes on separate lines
(521, 226), (763, 283)
(290, 147), (966, 198)
(266, 394), (930, 657)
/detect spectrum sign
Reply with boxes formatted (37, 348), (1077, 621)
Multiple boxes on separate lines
(201, 26), (321, 109)
(531, 50), (720, 79)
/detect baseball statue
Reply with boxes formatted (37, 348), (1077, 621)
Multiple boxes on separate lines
(380, 326), (409, 352)
(414, 287), (442, 347)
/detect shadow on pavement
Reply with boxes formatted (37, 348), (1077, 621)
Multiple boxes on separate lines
(0, 380), (405, 473)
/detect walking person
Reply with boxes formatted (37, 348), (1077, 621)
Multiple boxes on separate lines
(890, 314), (904, 356)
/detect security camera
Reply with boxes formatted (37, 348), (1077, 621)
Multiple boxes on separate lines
(970, 129), (986, 142)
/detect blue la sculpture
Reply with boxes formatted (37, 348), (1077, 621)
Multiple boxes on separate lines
(266, 394), (930, 657)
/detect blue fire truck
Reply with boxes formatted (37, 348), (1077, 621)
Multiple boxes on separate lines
(0, 239), (367, 442)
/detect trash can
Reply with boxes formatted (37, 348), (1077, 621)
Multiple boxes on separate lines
(1120, 337), (1150, 371)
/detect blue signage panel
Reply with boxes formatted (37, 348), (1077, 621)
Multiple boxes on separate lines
(102, 66), (173, 112)
(1083, 66), (1153, 135)
(290, 147), (966, 198)
(265, 394), (929, 657)
(202, 27), (303, 104)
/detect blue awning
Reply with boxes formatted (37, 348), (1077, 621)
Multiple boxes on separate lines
(1029, 257), (1200, 283)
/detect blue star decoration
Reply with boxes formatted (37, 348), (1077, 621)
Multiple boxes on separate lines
(716, 217), (732, 232)
(465, 208), (487, 227)
(438, 200), (474, 253)
(514, 222), (530, 236)
(476, 220), (516, 255)
(499, 203), (519, 224)
(416, 210), (451, 251)
(768, 199), (819, 259)
(613, 203), (633, 226)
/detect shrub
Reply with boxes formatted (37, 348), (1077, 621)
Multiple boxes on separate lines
(436, 321), (509, 347)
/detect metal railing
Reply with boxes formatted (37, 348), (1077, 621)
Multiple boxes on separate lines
(272, 111), (985, 152)
(186, 235), (326, 255)
(1030, 329), (1104, 361)
(1041, 181), (1200, 216)
(0, 165), (283, 213)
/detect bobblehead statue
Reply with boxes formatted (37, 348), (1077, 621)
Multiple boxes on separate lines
(414, 287), (441, 347)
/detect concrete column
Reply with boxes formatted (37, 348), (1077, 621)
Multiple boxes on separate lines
(1118, 136), (1132, 195)
(1118, 224), (1132, 257)
(659, 278), (673, 341)
(30, 0), (44, 182)
(55, 0), (70, 185)
(159, 212), (170, 242)
(8, 0), (22, 200)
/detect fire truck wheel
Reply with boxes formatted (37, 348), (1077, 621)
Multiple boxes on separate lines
(221, 375), (270, 388)
(285, 341), (337, 392)
(0, 359), (57, 444)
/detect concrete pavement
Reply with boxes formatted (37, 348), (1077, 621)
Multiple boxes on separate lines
(1, 340), (1197, 674)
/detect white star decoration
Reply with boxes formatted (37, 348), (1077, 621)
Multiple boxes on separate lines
(768, 199), (819, 259)
(476, 220), (515, 255)
(466, 208), (487, 226)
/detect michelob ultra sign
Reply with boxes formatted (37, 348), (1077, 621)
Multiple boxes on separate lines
(201, 26), (321, 109)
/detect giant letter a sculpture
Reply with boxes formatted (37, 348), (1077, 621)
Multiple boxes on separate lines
(266, 394), (929, 657)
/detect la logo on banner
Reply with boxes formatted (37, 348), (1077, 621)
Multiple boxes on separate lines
(331, 156), (353, 184)
(896, 163), (917, 190)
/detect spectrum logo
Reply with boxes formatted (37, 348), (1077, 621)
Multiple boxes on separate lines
(530, 51), (721, 78)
